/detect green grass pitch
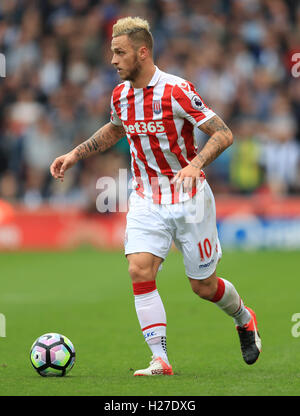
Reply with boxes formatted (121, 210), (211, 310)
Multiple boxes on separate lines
(0, 248), (299, 396)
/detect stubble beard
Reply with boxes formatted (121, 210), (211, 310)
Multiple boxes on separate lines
(122, 55), (142, 82)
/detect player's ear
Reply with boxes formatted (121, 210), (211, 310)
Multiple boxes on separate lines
(139, 46), (149, 61)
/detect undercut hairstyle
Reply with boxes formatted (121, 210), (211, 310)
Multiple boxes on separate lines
(112, 17), (153, 54)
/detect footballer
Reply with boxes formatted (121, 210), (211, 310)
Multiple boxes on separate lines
(50, 17), (261, 376)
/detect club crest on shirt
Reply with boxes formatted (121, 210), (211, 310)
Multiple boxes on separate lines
(152, 99), (162, 114)
(191, 94), (205, 111)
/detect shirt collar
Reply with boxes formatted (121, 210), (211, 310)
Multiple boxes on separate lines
(147, 66), (161, 87)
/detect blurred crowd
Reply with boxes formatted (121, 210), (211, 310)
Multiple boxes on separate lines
(0, 0), (300, 211)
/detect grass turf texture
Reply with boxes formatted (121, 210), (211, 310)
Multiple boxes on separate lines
(0, 248), (299, 396)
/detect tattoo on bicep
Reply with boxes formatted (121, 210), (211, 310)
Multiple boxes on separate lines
(200, 115), (230, 136)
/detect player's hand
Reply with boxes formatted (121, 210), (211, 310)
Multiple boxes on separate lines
(50, 151), (78, 182)
(171, 163), (203, 193)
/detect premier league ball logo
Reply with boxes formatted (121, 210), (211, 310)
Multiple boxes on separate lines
(191, 94), (204, 111)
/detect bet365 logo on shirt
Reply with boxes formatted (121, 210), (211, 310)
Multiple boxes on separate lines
(123, 120), (165, 135)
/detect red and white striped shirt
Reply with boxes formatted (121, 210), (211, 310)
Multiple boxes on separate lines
(110, 66), (216, 204)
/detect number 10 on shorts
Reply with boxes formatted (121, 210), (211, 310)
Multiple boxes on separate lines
(198, 239), (212, 261)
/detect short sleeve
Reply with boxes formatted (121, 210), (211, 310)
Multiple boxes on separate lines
(172, 81), (216, 127)
(110, 94), (123, 127)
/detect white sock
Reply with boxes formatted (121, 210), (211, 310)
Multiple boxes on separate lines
(147, 336), (169, 365)
(133, 281), (170, 364)
(211, 277), (251, 327)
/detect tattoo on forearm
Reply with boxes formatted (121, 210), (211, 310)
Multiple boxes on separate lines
(193, 116), (233, 168)
(91, 138), (99, 151)
(74, 124), (125, 160)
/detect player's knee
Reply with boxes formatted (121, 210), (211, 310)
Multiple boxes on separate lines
(128, 262), (153, 283)
(191, 285), (214, 300)
(190, 275), (218, 300)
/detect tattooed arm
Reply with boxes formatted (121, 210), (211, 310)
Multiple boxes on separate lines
(50, 122), (126, 181)
(74, 122), (125, 160)
(171, 115), (233, 191)
(190, 115), (233, 170)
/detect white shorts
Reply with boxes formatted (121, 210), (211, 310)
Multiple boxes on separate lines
(125, 182), (222, 280)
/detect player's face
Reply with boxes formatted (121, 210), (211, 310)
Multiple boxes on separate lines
(111, 35), (142, 82)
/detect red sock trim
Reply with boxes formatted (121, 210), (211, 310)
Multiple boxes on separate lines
(211, 277), (225, 303)
(142, 323), (166, 331)
(133, 280), (157, 295)
(232, 297), (242, 315)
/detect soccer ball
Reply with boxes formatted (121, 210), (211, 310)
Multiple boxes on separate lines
(30, 333), (76, 377)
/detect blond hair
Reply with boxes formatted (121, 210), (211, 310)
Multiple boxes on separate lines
(112, 17), (153, 53)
